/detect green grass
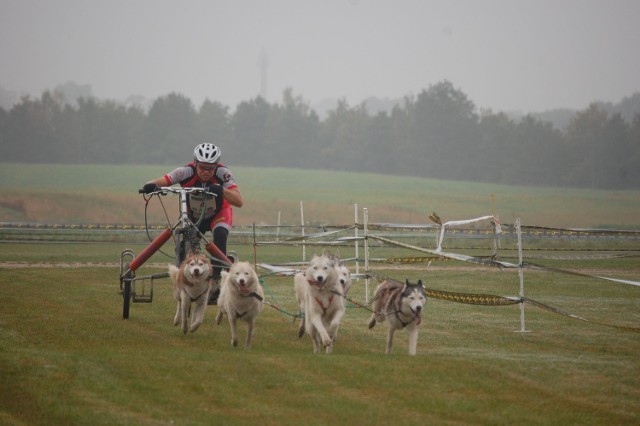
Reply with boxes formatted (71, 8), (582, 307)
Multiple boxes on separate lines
(1, 241), (640, 425)
(1, 163), (640, 227)
(1, 163), (639, 424)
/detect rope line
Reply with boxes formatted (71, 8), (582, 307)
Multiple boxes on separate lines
(258, 277), (303, 319)
(3, 221), (639, 238)
(359, 271), (639, 331)
(521, 298), (640, 333)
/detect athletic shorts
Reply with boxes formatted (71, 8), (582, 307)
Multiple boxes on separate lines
(195, 205), (233, 235)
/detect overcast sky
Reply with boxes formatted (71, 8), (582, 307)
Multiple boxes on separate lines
(1, 0), (639, 113)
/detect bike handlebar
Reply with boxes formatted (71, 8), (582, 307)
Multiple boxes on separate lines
(138, 186), (218, 197)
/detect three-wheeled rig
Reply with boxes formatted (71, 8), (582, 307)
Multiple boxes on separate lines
(118, 186), (231, 319)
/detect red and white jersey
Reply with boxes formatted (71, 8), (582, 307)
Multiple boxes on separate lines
(162, 162), (238, 219)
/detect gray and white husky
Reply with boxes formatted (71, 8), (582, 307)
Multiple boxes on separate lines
(368, 279), (426, 355)
(294, 253), (345, 353)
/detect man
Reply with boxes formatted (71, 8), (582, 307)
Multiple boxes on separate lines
(142, 143), (243, 304)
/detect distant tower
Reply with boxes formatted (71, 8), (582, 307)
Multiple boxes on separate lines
(258, 48), (269, 100)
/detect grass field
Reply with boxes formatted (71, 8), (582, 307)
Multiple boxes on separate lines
(2, 163), (640, 227)
(1, 163), (639, 424)
(1, 246), (639, 425)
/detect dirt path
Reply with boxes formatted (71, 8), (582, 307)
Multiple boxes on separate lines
(1, 261), (637, 276)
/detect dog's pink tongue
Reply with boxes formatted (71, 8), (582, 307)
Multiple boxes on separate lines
(415, 312), (423, 326)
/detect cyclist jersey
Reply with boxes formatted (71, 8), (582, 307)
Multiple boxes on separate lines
(162, 162), (238, 220)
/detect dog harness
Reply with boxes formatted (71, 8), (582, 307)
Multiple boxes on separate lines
(231, 281), (264, 302)
(394, 309), (417, 328)
(307, 278), (337, 314)
(388, 291), (420, 328)
(227, 280), (264, 318)
(188, 286), (210, 302)
(229, 293), (264, 318)
(313, 295), (334, 315)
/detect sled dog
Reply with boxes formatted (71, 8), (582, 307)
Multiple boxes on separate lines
(337, 263), (352, 296)
(215, 260), (264, 348)
(294, 253), (345, 353)
(293, 252), (339, 339)
(168, 250), (212, 334)
(368, 279), (426, 355)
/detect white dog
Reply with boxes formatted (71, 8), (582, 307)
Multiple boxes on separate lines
(337, 263), (352, 296)
(215, 260), (264, 349)
(168, 250), (212, 334)
(294, 253), (345, 353)
(368, 279), (426, 355)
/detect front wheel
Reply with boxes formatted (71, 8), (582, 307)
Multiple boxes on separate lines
(175, 227), (201, 266)
(119, 250), (135, 319)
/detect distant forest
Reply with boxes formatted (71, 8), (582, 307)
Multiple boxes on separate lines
(1, 81), (639, 189)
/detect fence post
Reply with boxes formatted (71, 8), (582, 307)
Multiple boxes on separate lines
(515, 218), (530, 333)
(363, 207), (370, 303)
(300, 201), (305, 262)
(354, 203), (359, 276)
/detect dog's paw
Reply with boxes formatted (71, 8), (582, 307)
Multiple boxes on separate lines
(368, 317), (376, 329)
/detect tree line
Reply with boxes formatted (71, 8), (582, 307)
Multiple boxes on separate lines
(1, 81), (638, 189)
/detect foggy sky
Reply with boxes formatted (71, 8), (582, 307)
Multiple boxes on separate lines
(1, 0), (639, 113)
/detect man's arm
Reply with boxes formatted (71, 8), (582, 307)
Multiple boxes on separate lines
(223, 187), (243, 208)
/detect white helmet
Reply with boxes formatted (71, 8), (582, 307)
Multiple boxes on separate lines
(193, 143), (221, 163)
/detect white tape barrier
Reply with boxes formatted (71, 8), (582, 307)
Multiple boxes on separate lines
(436, 215), (501, 252)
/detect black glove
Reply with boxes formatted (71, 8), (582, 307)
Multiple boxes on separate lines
(206, 184), (223, 197)
(142, 183), (158, 194)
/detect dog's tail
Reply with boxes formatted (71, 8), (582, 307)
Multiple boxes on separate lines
(219, 270), (228, 287)
(168, 264), (180, 282)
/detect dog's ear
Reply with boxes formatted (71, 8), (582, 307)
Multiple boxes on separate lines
(417, 279), (424, 288)
(186, 249), (194, 257)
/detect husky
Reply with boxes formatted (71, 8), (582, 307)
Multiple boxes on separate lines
(337, 263), (352, 296)
(168, 250), (212, 334)
(293, 252), (339, 340)
(294, 253), (345, 353)
(215, 260), (264, 349)
(368, 279), (426, 355)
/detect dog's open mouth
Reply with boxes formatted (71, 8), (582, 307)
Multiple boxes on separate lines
(233, 279), (254, 294)
(192, 269), (201, 278)
(411, 308), (423, 325)
(308, 279), (325, 288)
